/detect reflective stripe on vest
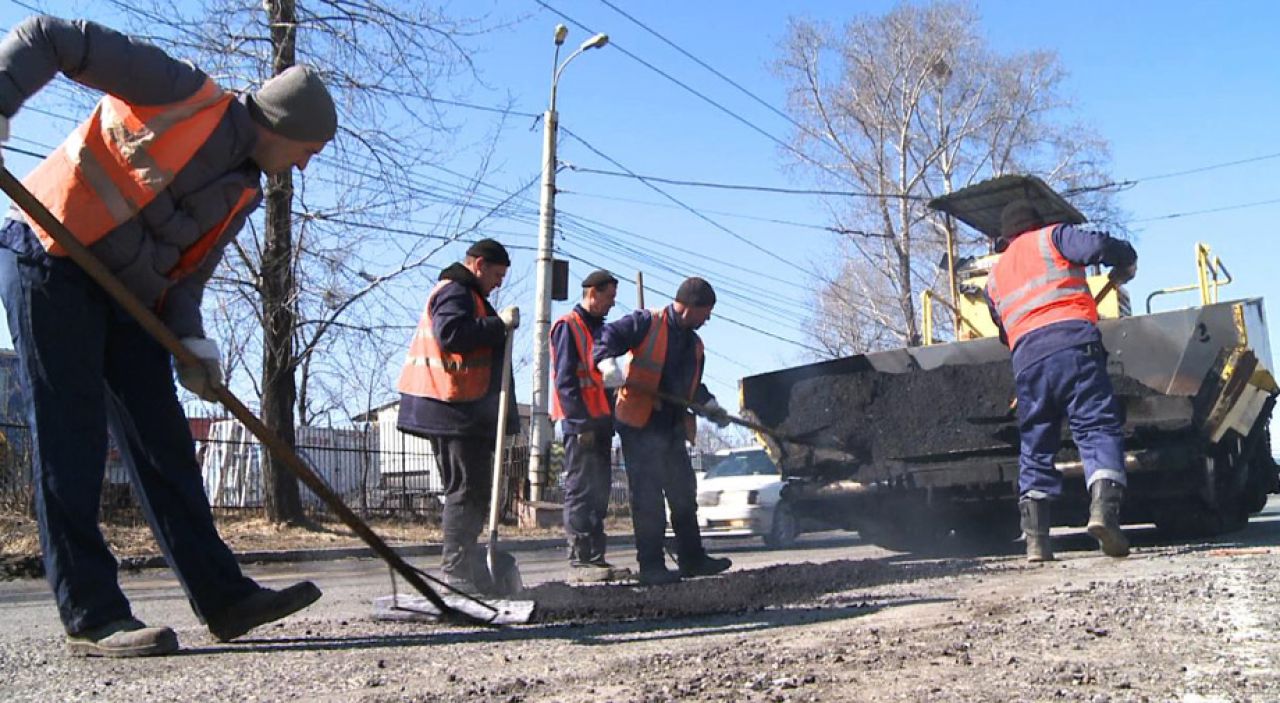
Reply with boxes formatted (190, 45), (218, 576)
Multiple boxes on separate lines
(614, 307), (705, 429)
(396, 281), (493, 401)
(549, 310), (611, 422)
(21, 78), (236, 256)
(987, 224), (1097, 349)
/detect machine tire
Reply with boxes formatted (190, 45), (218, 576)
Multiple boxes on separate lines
(1243, 430), (1277, 514)
(763, 500), (799, 549)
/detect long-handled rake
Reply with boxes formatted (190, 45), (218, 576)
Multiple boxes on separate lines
(0, 168), (532, 627)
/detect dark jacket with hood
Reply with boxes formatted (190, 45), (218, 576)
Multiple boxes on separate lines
(0, 15), (263, 339)
(397, 262), (520, 439)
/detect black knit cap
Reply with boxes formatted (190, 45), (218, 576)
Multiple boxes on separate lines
(675, 277), (716, 307)
(582, 269), (618, 289)
(465, 238), (511, 266)
(1000, 199), (1045, 240)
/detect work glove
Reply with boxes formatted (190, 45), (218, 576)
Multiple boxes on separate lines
(498, 305), (520, 329)
(176, 337), (222, 401)
(576, 430), (597, 450)
(598, 354), (630, 389)
(702, 398), (732, 429)
(1109, 262), (1137, 284)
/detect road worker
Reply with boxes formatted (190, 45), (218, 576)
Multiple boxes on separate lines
(986, 200), (1137, 562)
(0, 15), (334, 656)
(594, 277), (733, 585)
(396, 238), (520, 594)
(550, 269), (629, 581)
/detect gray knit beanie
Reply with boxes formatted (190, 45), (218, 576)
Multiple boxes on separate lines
(247, 65), (338, 143)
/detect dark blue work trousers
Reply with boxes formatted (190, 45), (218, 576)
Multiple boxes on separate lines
(1014, 342), (1127, 499)
(618, 422), (705, 570)
(427, 435), (492, 575)
(0, 222), (256, 635)
(561, 429), (613, 560)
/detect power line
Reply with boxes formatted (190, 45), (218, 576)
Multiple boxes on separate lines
(560, 188), (839, 232)
(1129, 195), (1280, 223)
(564, 164), (928, 200)
(560, 226), (805, 327)
(556, 245), (823, 353)
(561, 126), (814, 276)
(595, 0), (809, 137)
(531, 0), (864, 191)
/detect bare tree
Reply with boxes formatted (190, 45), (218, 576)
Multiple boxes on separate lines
(694, 422), (755, 454)
(777, 1), (1121, 357)
(102, 0), (518, 523)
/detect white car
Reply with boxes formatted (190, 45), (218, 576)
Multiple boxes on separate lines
(690, 447), (800, 548)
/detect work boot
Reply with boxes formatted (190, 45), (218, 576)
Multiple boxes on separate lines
(206, 581), (322, 642)
(571, 561), (618, 583)
(1087, 479), (1131, 558)
(678, 554), (732, 578)
(1019, 498), (1054, 563)
(570, 557), (633, 583)
(443, 548), (493, 595)
(67, 618), (178, 658)
(637, 565), (682, 586)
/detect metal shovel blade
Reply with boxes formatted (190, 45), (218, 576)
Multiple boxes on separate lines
(484, 546), (524, 598)
(373, 594), (535, 626)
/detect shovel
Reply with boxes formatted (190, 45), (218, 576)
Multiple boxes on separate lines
(648, 388), (861, 465)
(0, 167), (519, 627)
(483, 322), (522, 596)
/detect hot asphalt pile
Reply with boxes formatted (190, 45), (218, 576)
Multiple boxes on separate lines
(523, 556), (995, 624)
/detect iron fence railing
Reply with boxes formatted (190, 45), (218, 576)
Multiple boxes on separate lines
(0, 411), (641, 528)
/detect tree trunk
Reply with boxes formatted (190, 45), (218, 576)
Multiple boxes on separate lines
(261, 0), (304, 524)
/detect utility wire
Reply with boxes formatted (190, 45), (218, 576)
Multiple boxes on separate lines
(564, 164), (927, 200)
(595, 0), (814, 142)
(531, 0), (865, 191)
(560, 188), (839, 232)
(1128, 195), (1280, 223)
(557, 244), (823, 353)
(562, 126), (814, 276)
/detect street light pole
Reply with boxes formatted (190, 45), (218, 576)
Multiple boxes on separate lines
(528, 26), (608, 502)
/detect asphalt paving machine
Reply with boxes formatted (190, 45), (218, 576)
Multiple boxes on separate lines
(740, 175), (1278, 552)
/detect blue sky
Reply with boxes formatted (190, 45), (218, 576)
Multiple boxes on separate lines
(1, 0), (1278, 415)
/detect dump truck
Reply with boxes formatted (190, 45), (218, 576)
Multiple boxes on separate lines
(740, 175), (1279, 553)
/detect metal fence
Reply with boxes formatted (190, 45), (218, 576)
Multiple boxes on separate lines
(0, 411), (543, 526)
(0, 408), (697, 528)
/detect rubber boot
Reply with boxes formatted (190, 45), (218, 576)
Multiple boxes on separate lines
(1019, 498), (1054, 563)
(1087, 478), (1131, 557)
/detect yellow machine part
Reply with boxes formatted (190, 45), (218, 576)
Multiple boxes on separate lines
(953, 270), (1130, 342)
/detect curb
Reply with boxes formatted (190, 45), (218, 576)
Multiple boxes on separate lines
(119, 535), (640, 571)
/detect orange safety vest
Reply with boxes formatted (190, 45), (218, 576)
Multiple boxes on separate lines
(987, 224), (1098, 350)
(21, 77), (240, 256)
(550, 310), (612, 422)
(396, 281), (493, 402)
(614, 307), (705, 433)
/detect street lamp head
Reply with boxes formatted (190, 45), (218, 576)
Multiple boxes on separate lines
(580, 33), (609, 51)
(553, 23), (568, 46)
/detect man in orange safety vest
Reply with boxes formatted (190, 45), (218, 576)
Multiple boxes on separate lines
(0, 16), (336, 656)
(986, 199), (1138, 563)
